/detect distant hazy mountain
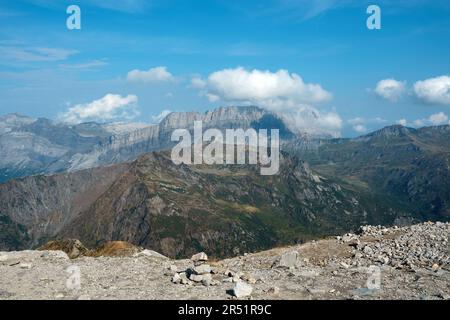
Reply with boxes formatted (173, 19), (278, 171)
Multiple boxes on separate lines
(0, 107), (301, 183)
(0, 113), (109, 183)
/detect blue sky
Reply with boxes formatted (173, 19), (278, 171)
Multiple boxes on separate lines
(0, 0), (450, 136)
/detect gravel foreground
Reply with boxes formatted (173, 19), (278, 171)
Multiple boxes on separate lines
(0, 222), (449, 300)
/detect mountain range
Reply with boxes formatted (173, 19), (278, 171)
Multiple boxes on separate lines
(0, 107), (298, 183)
(0, 106), (449, 257)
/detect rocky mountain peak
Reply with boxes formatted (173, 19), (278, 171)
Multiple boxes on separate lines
(159, 106), (268, 130)
(0, 113), (36, 135)
(354, 125), (415, 142)
(369, 125), (415, 137)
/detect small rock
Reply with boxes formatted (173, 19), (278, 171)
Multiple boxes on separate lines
(232, 281), (253, 298)
(210, 280), (220, 286)
(278, 251), (298, 268)
(190, 273), (212, 283)
(363, 246), (373, 255)
(19, 263), (32, 269)
(193, 264), (211, 275)
(210, 267), (220, 274)
(179, 273), (191, 285)
(240, 273), (257, 284)
(342, 233), (357, 243)
(432, 264), (440, 271)
(224, 269), (235, 277)
(191, 252), (208, 262)
(353, 252), (363, 259)
(201, 278), (211, 287)
(267, 287), (280, 295)
(172, 273), (181, 284)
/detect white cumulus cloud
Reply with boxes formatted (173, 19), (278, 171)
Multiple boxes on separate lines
(59, 94), (139, 124)
(347, 117), (387, 133)
(193, 67), (339, 136)
(428, 112), (449, 125)
(414, 75), (450, 105)
(353, 124), (367, 133)
(127, 66), (174, 83)
(408, 112), (450, 128)
(374, 79), (406, 102)
(195, 67), (332, 106)
(273, 105), (342, 138)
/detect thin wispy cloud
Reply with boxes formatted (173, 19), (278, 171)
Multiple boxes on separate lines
(84, 0), (151, 13)
(221, 0), (450, 22)
(19, 0), (151, 13)
(223, 0), (347, 22)
(0, 46), (78, 63)
(59, 60), (108, 71)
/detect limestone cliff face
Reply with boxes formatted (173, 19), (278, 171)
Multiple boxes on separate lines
(66, 106), (291, 171)
(0, 106), (301, 181)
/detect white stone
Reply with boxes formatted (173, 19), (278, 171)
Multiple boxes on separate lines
(191, 252), (208, 262)
(232, 281), (253, 298)
(278, 251), (298, 268)
(135, 249), (167, 259)
(172, 273), (181, 284)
